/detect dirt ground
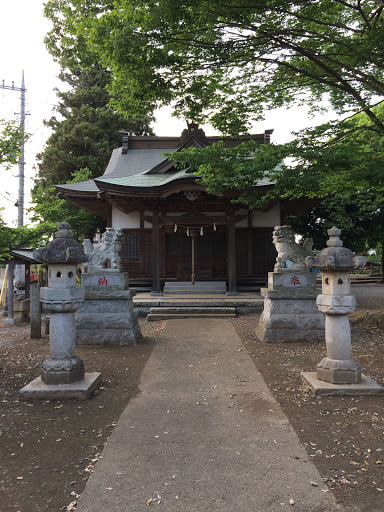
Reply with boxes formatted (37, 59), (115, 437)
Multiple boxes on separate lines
(1, 284), (384, 512)
(232, 284), (384, 512)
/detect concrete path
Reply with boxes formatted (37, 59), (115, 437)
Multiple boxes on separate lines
(76, 319), (343, 512)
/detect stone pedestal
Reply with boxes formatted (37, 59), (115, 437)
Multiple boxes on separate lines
(76, 271), (142, 346)
(256, 271), (324, 343)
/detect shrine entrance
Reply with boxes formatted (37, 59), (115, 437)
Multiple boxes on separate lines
(165, 229), (227, 281)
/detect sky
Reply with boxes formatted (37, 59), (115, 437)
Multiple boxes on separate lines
(0, 1), (335, 227)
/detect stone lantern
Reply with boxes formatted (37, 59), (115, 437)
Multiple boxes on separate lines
(19, 222), (101, 400)
(302, 226), (383, 395)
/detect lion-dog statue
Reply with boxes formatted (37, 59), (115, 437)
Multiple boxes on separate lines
(83, 228), (123, 271)
(272, 225), (313, 271)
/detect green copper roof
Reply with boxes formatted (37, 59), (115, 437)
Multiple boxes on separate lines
(95, 169), (192, 188)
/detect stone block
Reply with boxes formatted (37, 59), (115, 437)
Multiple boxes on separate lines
(321, 271), (350, 296)
(261, 288), (318, 300)
(41, 356), (85, 385)
(84, 289), (136, 300)
(76, 312), (137, 329)
(317, 366), (361, 384)
(48, 263), (77, 289)
(13, 299), (30, 312)
(76, 288), (141, 346)
(78, 298), (134, 314)
(316, 294), (356, 315)
(267, 271), (317, 291)
(13, 299), (30, 322)
(19, 372), (102, 400)
(257, 327), (324, 343)
(264, 298), (320, 315)
(40, 287), (84, 302)
(76, 327), (141, 346)
(81, 272), (129, 290)
(296, 315), (325, 330)
(316, 356), (361, 384)
(264, 314), (298, 330)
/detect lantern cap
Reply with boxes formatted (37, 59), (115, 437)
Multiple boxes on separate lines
(305, 226), (366, 271)
(33, 222), (88, 264)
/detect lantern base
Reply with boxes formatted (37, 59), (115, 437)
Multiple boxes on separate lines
(19, 372), (102, 401)
(301, 372), (384, 396)
(41, 357), (85, 385)
(316, 357), (361, 384)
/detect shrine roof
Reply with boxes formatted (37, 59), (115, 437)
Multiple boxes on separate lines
(95, 168), (192, 189)
(104, 147), (176, 178)
(55, 130), (274, 195)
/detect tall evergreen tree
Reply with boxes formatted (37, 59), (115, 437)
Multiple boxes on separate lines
(31, 66), (154, 237)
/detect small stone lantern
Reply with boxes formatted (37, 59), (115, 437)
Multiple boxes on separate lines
(19, 222), (101, 400)
(302, 226), (384, 395)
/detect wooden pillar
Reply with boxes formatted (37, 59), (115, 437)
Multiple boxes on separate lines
(227, 214), (239, 296)
(247, 210), (253, 277)
(4, 259), (14, 325)
(150, 209), (162, 296)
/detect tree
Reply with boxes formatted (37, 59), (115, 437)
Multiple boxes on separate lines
(31, 168), (101, 241)
(168, 106), (384, 207)
(42, 1), (384, 203)
(0, 210), (54, 261)
(0, 119), (25, 169)
(44, 1), (384, 134)
(31, 66), (154, 237)
(288, 190), (384, 272)
(34, 66), (154, 188)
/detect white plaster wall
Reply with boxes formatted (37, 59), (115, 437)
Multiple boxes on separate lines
(235, 209), (249, 228)
(252, 203), (281, 227)
(112, 207), (140, 229)
(144, 210), (152, 229)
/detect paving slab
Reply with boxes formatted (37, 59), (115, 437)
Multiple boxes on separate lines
(76, 319), (343, 512)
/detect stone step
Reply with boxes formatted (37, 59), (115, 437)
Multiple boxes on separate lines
(163, 281), (227, 295)
(147, 313), (236, 321)
(164, 281), (226, 289)
(162, 289), (227, 295)
(149, 307), (236, 315)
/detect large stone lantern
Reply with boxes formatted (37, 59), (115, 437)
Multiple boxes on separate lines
(19, 222), (101, 400)
(302, 226), (384, 395)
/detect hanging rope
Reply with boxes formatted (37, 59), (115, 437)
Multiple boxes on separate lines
(159, 215), (228, 232)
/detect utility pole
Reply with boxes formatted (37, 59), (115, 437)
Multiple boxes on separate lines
(1, 72), (27, 297)
(1, 71), (27, 226)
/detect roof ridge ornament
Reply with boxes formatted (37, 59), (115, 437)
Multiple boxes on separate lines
(177, 122), (209, 148)
(119, 131), (130, 154)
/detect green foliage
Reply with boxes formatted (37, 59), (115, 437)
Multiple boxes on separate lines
(44, 1), (384, 135)
(289, 191), (384, 254)
(31, 168), (101, 240)
(31, 66), (154, 236)
(42, 1), (384, 206)
(167, 102), (384, 207)
(34, 66), (154, 189)
(0, 119), (25, 169)
(0, 210), (55, 261)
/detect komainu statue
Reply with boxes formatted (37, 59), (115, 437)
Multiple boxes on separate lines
(272, 225), (313, 271)
(83, 228), (123, 271)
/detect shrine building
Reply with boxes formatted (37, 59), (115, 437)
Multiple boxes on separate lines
(56, 125), (310, 295)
